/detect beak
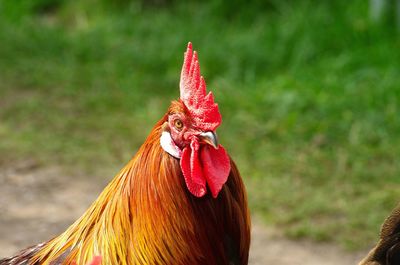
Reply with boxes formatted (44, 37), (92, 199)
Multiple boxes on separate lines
(199, 131), (219, 149)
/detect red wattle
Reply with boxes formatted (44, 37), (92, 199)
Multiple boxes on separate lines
(200, 145), (231, 198)
(180, 138), (231, 198)
(180, 140), (207, 197)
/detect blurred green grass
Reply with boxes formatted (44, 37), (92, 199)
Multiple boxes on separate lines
(1, 0), (400, 250)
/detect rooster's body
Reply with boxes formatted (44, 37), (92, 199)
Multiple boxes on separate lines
(1, 43), (250, 265)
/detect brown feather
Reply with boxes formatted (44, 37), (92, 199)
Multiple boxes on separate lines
(359, 203), (400, 265)
(0, 243), (45, 265)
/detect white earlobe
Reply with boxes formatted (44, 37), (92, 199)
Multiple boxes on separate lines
(160, 131), (182, 159)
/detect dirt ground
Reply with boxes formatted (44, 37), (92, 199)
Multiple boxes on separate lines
(0, 162), (368, 264)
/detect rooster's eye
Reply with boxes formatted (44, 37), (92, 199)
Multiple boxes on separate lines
(174, 119), (183, 130)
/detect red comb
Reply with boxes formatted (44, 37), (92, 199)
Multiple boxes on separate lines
(180, 42), (222, 131)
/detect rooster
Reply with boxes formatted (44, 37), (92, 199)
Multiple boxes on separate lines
(0, 43), (251, 265)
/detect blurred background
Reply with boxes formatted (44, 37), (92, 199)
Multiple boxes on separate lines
(0, 0), (399, 262)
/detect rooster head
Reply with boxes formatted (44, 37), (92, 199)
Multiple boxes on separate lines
(160, 42), (231, 198)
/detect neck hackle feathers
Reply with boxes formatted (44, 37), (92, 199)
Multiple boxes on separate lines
(180, 42), (222, 131)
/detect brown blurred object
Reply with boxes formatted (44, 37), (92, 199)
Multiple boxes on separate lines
(359, 203), (400, 265)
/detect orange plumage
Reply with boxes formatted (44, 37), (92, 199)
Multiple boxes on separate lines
(1, 43), (250, 265)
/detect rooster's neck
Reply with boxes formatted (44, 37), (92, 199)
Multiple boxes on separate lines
(32, 118), (203, 264)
